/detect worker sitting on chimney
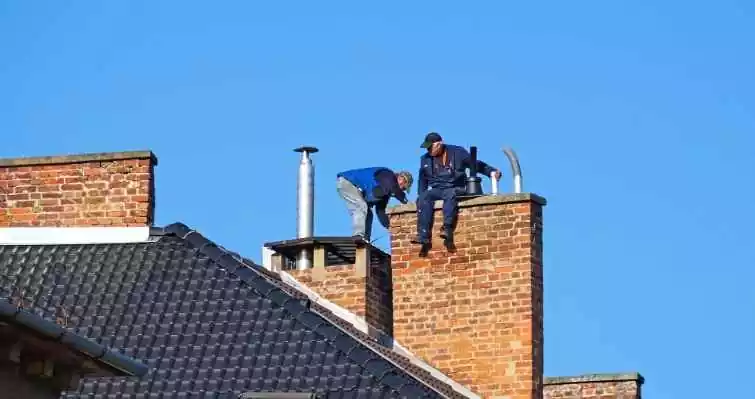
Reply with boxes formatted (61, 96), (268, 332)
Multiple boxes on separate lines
(336, 167), (413, 242)
(412, 132), (501, 256)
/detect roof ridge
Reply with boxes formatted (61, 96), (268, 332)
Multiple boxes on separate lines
(160, 222), (467, 399)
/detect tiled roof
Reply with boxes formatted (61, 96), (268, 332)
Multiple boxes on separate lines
(0, 223), (472, 399)
(0, 298), (148, 378)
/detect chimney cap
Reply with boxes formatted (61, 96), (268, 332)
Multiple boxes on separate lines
(0, 150), (157, 167)
(293, 146), (319, 154)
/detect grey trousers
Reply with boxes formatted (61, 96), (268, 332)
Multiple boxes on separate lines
(336, 177), (373, 240)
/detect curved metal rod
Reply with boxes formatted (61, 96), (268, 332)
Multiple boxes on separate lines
(503, 147), (523, 193)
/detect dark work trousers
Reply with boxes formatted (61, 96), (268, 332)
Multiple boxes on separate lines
(416, 186), (466, 243)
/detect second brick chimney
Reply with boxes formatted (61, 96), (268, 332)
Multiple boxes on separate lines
(0, 150), (157, 227)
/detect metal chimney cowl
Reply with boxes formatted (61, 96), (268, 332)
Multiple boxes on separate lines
(465, 145), (483, 195)
(293, 146), (318, 270)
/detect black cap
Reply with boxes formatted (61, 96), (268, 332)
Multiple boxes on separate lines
(420, 132), (443, 149)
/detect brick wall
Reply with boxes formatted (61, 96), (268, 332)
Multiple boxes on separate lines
(288, 260), (394, 336)
(387, 193), (546, 399)
(544, 373), (644, 399)
(0, 151), (157, 227)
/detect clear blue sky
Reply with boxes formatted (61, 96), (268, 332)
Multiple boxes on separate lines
(2, 1), (753, 397)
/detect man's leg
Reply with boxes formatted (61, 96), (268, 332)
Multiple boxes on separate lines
(364, 207), (374, 242)
(413, 188), (442, 256)
(336, 177), (369, 238)
(414, 188), (441, 243)
(439, 187), (466, 251)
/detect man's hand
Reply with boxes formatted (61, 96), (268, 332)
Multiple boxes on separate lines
(491, 169), (502, 180)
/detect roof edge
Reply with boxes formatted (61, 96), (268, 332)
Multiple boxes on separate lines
(0, 150), (158, 167)
(0, 300), (148, 377)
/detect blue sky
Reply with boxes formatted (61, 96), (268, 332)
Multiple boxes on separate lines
(2, 1), (753, 397)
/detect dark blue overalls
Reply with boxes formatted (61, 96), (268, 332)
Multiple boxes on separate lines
(415, 144), (495, 244)
(416, 181), (466, 243)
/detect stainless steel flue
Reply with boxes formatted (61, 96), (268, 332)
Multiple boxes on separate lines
(503, 147), (523, 193)
(294, 146), (318, 269)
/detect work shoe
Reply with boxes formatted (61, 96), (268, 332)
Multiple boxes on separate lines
(418, 243), (431, 257)
(443, 231), (456, 252)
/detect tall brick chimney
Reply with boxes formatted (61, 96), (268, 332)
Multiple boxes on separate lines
(386, 193), (546, 399)
(0, 150), (157, 227)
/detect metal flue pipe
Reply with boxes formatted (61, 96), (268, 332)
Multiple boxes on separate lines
(465, 146), (483, 195)
(503, 147), (523, 193)
(294, 146), (318, 270)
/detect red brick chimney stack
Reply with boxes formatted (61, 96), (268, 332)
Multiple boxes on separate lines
(386, 193), (546, 399)
(0, 150), (157, 227)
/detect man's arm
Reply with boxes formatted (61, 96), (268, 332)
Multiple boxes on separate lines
(476, 158), (497, 178)
(375, 170), (407, 204)
(375, 200), (391, 229)
(417, 158), (428, 196)
(458, 146), (498, 178)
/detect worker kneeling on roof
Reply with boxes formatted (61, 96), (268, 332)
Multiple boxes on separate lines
(412, 132), (501, 256)
(336, 167), (413, 241)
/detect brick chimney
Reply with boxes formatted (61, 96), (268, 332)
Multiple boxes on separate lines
(0, 150), (157, 227)
(386, 193), (546, 399)
(263, 238), (394, 339)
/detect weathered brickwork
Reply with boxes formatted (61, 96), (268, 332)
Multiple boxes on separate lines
(387, 194), (546, 399)
(544, 373), (644, 399)
(0, 151), (157, 227)
(288, 260), (394, 336)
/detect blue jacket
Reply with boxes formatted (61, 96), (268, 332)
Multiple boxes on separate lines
(417, 144), (496, 195)
(337, 167), (408, 228)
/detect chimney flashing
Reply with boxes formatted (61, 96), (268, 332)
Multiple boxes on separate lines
(386, 192), (547, 215)
(0, 150), (158, 167)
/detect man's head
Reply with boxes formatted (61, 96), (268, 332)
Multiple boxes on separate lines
(420, 132), (444, 156)
(396, 171), (413, 192)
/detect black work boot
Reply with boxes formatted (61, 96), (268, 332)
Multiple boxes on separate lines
(443, 230), (456, 252)
(418, 242), (431, 257)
